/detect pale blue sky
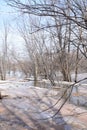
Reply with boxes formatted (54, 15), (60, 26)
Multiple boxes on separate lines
(0, 1), (15, 25)
(0, 1), (25, 56)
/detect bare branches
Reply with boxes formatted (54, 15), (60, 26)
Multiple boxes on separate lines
(4, 0), (87, 124)
(6, 0), (87, 30)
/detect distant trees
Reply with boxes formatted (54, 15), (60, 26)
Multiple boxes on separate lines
(5, 0), (87, 83)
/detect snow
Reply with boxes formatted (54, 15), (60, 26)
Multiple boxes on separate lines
(0, 80), (69, 130)
(71, 73), (87, 83)
(0, 80), (87, 130)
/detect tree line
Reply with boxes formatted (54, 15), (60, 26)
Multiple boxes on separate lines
(0, 0), (87, 85)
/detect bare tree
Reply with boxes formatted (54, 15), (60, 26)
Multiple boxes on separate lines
(0, 22), (10, 80)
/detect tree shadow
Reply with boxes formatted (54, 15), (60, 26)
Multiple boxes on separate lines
(1, 87), (71, 130)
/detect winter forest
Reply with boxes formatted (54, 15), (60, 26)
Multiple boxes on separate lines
(0, 0), (87, 130)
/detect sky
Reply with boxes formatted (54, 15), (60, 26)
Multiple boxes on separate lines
(0, 1), (25, 56)
(0, 1), (16, 26)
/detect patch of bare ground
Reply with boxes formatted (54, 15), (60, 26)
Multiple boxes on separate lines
(72, 92), (87, 96)
(60, 103), (87, 129)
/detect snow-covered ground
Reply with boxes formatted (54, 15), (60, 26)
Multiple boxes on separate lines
(71, 73), (87, 83)
(0, 80), (87, 130)
(0, 81), (67, 130)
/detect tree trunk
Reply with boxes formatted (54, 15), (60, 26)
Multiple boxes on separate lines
(34, 59), (38, 86)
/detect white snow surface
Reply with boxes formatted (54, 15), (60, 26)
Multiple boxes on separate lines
(0, 80), (87, 130)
